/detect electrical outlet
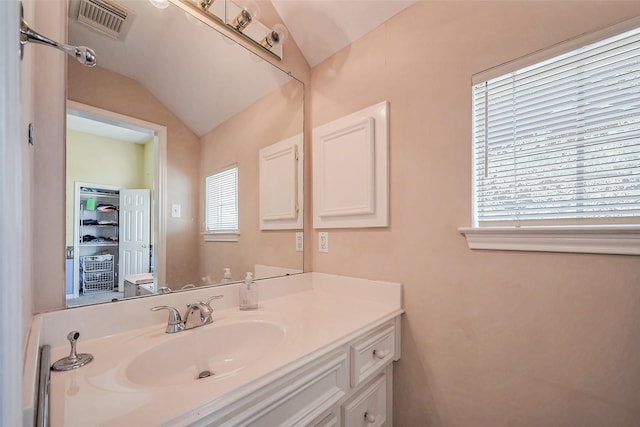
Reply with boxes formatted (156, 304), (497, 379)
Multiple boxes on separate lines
(319, 232), (329, 253)
(296, 232), (303, 252)
(171, 204), (181, 218)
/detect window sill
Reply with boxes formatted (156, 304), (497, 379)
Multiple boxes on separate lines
(458, 226), (640, 255)
(202, 232), (239, 242)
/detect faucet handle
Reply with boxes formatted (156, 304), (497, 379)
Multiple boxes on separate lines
(151, 305), (184, 333)
(184, 295), (224, 327)
(205, 294), (224, 305)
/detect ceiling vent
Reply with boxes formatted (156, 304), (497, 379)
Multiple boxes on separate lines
(70, 0), (135, 41)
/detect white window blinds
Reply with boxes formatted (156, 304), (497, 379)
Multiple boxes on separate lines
(472, 27), (640, 227)
(205, 165), (238, 232)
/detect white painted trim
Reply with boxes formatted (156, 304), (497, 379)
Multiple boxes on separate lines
(66, 101), (168, 288)
(473, 15), (640, 84)
(202, 231), (240, 242)
(1, 1), (25, 426)
(156, 127), (167, 289)
(317, 117), (376, 218)
(458, 226), (640, 255)
(260, 145), (297, 221)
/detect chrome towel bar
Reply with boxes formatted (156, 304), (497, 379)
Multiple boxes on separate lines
(36, 345), (51, 427)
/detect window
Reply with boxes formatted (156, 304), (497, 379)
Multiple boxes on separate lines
(460, 22), (640, 255)
(204, 165), (238, 241)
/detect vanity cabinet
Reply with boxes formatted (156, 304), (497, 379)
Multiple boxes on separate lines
(342, 373), (388, 427)
(313, 411), (340, 427)
(40, 274), (403, 427)
(196, 318), (400, 427)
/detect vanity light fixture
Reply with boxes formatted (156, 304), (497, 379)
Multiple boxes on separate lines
(231, 0), (260, 32)
(148, 0), (170, 9)
(261, 23), (288, 50)
(199, 0), (215, 11)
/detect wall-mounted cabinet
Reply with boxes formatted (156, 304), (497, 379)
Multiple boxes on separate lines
(259, 134), (303, 230)
(313, 102), (389, 229)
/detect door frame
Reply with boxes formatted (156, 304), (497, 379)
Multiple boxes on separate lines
(1, 1), (26, 425)
(66, 100), (167, 290)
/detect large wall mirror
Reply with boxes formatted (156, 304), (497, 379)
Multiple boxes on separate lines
(65, 0), (304, 308)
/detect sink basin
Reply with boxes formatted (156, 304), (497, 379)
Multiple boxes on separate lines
(124, 320), (286, 387)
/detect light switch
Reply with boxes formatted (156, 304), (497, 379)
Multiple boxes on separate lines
(319, 232), (329, 253)
(171, 204), (181, 218)
(296, 232), (303, 252)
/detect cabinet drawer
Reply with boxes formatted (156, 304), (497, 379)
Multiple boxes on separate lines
(350, 323), (395, 387)
(342, 374), (386, 427)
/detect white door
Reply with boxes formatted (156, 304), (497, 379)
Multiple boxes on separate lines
(119, 189), (151, 290)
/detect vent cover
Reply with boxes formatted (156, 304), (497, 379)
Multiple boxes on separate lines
(72, 0), (135, 40)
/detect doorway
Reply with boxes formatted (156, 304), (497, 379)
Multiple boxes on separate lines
(65, 101), (167, 307)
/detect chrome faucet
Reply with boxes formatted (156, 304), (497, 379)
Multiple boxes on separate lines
(151, 295), (224, 333)
(184, 300), (214, 329)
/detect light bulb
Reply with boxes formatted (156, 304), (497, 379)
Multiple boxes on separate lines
(199, 0), (214, 11)
(261, 23), (288, 50)
(231, 0), (260, 32)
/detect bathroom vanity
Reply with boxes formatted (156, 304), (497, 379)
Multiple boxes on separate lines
(24, 273), (403, 426)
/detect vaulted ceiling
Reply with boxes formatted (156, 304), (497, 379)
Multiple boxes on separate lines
(271, 0), (416, 67)
(67, 0), (416, 137)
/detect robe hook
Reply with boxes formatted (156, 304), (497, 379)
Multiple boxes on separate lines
(19, 2), (96, 67)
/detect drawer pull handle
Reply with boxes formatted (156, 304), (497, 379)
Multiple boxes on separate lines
(364, 411), (376, 423)
(372, 349), (387, 359)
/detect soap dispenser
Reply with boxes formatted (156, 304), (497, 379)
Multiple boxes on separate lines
(221, 268), (233, 284)
(239, 272), (258, 310)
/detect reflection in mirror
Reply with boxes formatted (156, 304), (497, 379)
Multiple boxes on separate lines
(65, 101), (167, 307)
(65, 0), (304, 308)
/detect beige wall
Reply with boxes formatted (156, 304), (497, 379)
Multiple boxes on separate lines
(143, 139), (155, 191)
(31, 0), (66, 313)
(65, 130), (150, 246)
(67, 62), (201, 289)
(310, 2), (640, 426)
(199, 80), (304, 284)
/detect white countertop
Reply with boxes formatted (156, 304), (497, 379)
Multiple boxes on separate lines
(35, 273), (402, 426)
